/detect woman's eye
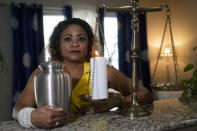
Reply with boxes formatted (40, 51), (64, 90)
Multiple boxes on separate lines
(78, 37), (85, 41)
(64, 37), (71, 41)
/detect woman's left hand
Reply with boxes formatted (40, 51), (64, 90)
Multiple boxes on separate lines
(86, 93), (128, 114)
(86, 100), (118, 114)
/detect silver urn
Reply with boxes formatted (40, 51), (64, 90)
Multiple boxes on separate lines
(34, 61), (71, 112)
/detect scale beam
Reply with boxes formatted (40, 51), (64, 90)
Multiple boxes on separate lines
(101, 3), (169, 13)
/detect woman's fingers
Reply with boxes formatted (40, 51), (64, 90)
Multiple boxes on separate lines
(53, 118), (68, 127)
(49, 107), (69, 128)
(31, 106), (69, 128)
(45, 106), (69, 117)
(51, 110), (68, 118)
(52, 114), (69, 125)
(48, 106), (63, 111)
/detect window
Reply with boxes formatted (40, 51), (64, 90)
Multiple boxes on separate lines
(104, 15), (119, 69)
(43, 8), (64, 61)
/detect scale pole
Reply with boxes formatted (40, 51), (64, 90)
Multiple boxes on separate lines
(130, 0), (139, 106)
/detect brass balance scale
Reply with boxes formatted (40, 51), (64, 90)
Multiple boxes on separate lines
(81, 0), (184, 118)
(150, 6), (184, 92)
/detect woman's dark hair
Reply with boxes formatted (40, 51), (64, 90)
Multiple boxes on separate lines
(48, 18), (96, 62)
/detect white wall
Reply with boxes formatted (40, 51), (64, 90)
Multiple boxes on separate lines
(0, 6), (13, 121)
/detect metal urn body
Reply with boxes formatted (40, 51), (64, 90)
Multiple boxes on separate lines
(34, 61), (71, 112)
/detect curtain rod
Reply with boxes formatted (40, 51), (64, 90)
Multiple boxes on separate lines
(44, 6), (64, 11)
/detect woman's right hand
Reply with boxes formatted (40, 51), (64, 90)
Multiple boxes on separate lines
(31, 105), (69, 129)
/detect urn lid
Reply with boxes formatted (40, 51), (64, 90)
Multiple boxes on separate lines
(39, 61), (64, 70)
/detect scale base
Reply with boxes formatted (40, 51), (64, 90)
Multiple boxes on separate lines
(120, 104), (152, 118)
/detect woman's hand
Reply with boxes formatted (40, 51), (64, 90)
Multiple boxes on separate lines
(86, 93), (130, 114)
(31, 106), (69, 129)
(85, 94), (133, 115)
(86, 99), (119, 114)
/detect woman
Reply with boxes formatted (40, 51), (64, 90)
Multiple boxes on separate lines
(12, 18), (153, 129)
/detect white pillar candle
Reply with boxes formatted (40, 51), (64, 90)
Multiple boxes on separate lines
(90, 57), (108, 100)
